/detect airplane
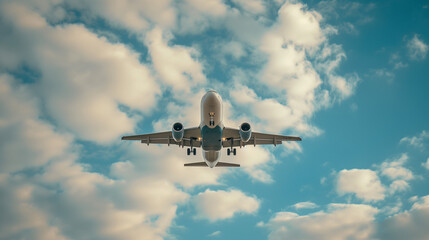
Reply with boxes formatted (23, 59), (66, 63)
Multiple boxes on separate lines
(122, 90), (302, 168)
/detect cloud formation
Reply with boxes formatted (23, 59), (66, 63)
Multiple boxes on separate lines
(0, 0), (367, 239)
(407, 34), (428, 60)
(193, 189), (260, 221)
(336, 169), (386, 201)
(263, 204), (378, 240)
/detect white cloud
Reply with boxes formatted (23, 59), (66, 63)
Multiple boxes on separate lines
(400, 130), (429, 149)
(407, 34), (428, 60)
(1, 2), (160, 144)
(275, 2), (324, 47)
(337, 169), (386, 201)
(292, 201), (318, 210)
(145, 27), (206, 94)
(227, 146), (276, 183)
(0, 75), (194, 239)
(220, 41), (247, 60)
(379, 154), (413, 180)
(379, 153), (413, 193)
(226, 1), (358, 137)
(263, 203), (378, 240)
(185, 0), (228, 16)
(231, 0), (266, 15)
(174, 0), (230, 34)
(69, 0), (177, 32)
(0, 74), (73, 173)
(208, 230), (221, 237)
(376, 195), (429, 240)
(423, 158), (429, 170)
(193, 189), (260, 221)
(112, 145), (226, 188)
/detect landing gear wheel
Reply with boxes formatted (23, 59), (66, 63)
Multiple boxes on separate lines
(233, 148), (236, 155)
(227, 148), (231, 155)
(193, 148), (196, 155)
(187, 148), (191, 155)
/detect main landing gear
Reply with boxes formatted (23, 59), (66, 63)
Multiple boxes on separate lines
(227, 148), (236, 156)
(187, 148), (196, 155)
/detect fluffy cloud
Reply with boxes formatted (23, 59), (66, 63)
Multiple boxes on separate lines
(337, 169), (386, 201)
(0, 74), (189, 240)
(193, 189), (260, 221)
(145, 27), (206, 94)
(68, 0), (177, 31)
(1, 1), (160, 144)
(407, 34), (428, 60)
(227, 145), (276, 183)
(400, 130), (429, 149)
(376, 195), (429, 240)
(0, 74), (74, 239)
(263, 204), (378, 240)
(227, 1), (358, 137)
(379, 153), (414, 193)
(0, 75), (73, 173)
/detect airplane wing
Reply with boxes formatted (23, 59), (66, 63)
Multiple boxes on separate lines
(222, 127), (301, 147)
(121, 127), (202, 147)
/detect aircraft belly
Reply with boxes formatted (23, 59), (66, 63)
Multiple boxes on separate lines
(201, 125), (222, 151)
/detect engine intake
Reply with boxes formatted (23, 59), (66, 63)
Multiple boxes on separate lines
(239, 122), (251, 142)
(172, 122), (184, 142)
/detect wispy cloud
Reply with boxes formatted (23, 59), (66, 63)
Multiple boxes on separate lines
(400, 130), (429, 149)
(292, 201), (319, 210)
(407, 34), (428, 60)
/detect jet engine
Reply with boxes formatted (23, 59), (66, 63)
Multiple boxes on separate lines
(239, 122), (252, 142)
(172, 122), (184, 142)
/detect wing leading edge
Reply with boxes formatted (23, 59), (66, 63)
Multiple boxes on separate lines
(121, 127), (201, 147)
(222, 127), (301, 147)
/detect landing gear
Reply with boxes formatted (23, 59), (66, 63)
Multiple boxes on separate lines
(187, 148), (196, 155)
(227, 148), (237, 156)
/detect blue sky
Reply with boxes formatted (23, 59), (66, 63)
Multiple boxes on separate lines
(1, 0), (429, 239)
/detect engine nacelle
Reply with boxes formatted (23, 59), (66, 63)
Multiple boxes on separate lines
(239, 122), (252, 142)
(172, 122), (184, 142)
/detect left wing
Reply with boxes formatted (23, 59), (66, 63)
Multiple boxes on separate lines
(222, 127), (301, 147)
(121, 127), (201, 147)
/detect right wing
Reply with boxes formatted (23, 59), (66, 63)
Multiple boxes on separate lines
(222, 127), (301, 147)
(121, 127), (201, 147)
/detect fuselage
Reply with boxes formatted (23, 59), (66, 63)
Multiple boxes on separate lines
(200, 90), (223, 167)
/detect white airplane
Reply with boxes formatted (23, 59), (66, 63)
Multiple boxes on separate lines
(122, 90), (301, 168)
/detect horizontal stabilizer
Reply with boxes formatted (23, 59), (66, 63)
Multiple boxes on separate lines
(216, 162), (240, 167)
(184, 162), (208, 167)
